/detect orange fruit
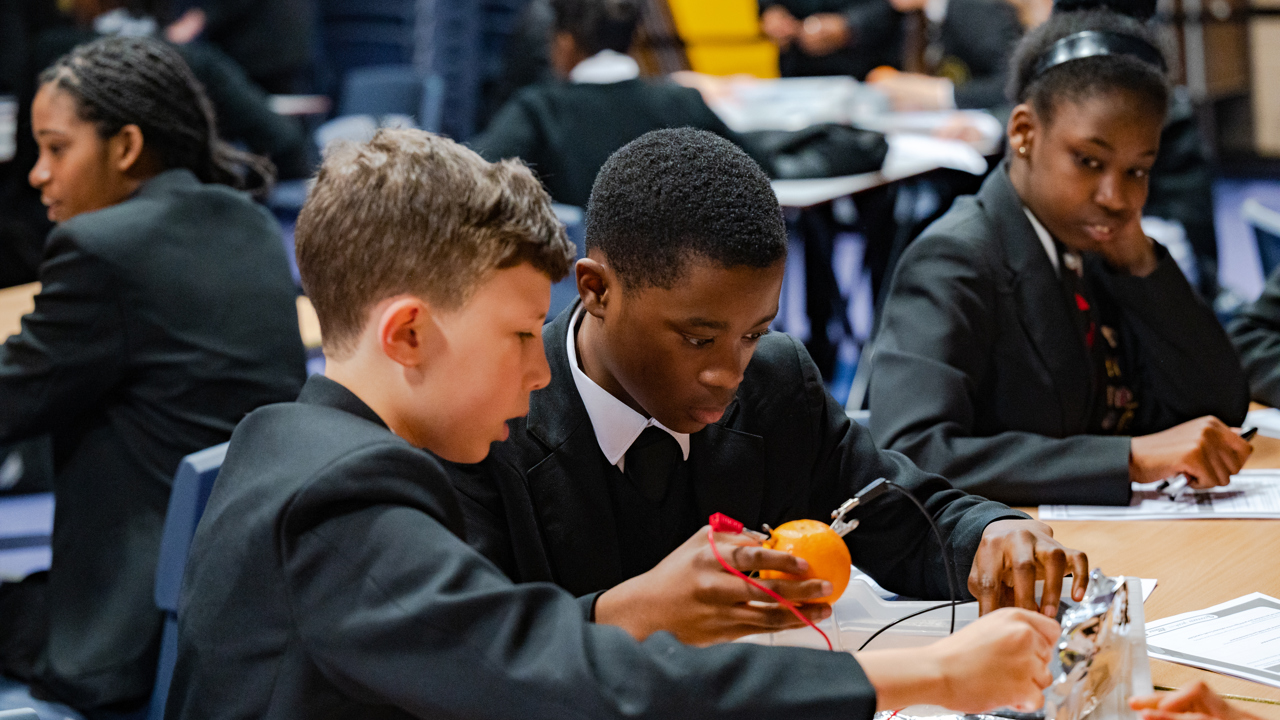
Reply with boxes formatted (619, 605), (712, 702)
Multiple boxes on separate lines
(758, 519), (851, 604)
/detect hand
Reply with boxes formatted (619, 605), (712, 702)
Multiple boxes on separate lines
(761, 5), (801, 48)
(1130, 417), (1252, 488)
(1094, 213), (1158, 277)
(860, 607), (1059, 713)
(866, 71), (953, 111)
(165, 8), (206, 45)
(1130, 681), (1263, 720)
(888, 0), (928, 12)
(969, 519), (1088, 617)
(593, 526), (833, 645)
(797, 13), (852, 56)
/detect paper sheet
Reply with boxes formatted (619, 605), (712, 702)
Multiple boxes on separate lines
(1145, 593), (1280, 688)
(1040, 470), (1280, 521)
(1245, 408), (1280, 439)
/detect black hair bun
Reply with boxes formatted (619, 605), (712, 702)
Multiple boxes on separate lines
(1053, 0), (1156, 20)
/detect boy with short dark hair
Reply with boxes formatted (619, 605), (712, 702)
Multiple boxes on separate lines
(167, 128), (1062, 720)
(450, 127), (1089, 643)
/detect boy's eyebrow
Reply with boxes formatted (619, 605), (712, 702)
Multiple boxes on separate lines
(681, 312), (777, 331)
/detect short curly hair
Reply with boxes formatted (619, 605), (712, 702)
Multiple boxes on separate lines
(1006, 9), (1170, 126)
(585, 128), (787, 289)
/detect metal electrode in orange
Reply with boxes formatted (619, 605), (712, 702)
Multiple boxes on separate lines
(758, 519), (852, 604)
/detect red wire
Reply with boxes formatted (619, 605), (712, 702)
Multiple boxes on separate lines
(706, 527), (834, 651)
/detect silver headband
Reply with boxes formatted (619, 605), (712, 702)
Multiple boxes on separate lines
(1031, 30), (1166, 80)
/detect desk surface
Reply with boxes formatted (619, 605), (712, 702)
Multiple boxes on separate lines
(1025, 434), (1280, 718)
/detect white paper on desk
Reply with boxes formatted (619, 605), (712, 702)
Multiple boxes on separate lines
(1245, 408), (1280, 439)
(1040, 470), (1280, 520)
(1145, 593), (1280, 689)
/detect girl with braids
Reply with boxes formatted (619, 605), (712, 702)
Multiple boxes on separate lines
(868, 7), (1251, 506)
(0, 35), (305, 712)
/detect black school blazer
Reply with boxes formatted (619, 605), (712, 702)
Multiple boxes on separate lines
(0, 169), (306, 709)
(870, 165), (1247, 507)
(447, 302), (1026, 608)
(168, 375), (880, 720)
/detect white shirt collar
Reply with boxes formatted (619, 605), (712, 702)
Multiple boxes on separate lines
(569, 49), (641, 85)
(566, 306), (690, 470)
(924, 0), (950, 24)
(1023, 207), (1060, 276)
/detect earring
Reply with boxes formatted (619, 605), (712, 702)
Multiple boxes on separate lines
(1018, 145), (1028, 156)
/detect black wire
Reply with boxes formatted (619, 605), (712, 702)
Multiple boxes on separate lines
(881, 482), (962, 637)
(856, 600), (975, 652)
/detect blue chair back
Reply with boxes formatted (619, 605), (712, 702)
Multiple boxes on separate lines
(1243, 198), (1280, 279)
(548, 204), (586, 320)
(338, 66), (446, 133)
(147, 443), (229, 720)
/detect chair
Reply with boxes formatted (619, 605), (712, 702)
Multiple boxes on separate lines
(548, 204), (586, 320)
(146, 443), (229, 720)
(338, 65), (446, 132)
(1243, 198), (1280, 279)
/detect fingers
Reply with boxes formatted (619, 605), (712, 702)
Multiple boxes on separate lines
(968, 543), (1002, 616)
(1130, 695), (1164, 710)
(1007, 605), (1063, 646)
(740, 577), (833, 605)
(728, 600), (831, 631)
(1136, 711), (1218, 720)
(1010, 541), (1039, 612)
(1068, 550), (1089, 601)
(723, 544), (809, 575)
(1037, 543), (1067, 617)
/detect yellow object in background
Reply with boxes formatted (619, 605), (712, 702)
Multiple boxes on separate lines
(665, 0), (780, 78)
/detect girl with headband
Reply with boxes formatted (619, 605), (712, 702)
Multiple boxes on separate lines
(867, 7), (1251, 506)
(0, 35), (305, 712)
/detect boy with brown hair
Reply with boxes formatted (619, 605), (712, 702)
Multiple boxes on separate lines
(165, 128), (1061, 720)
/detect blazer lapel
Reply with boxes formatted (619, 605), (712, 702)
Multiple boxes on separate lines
(979, 167), (1093, 431)
(523, 302), (626, 594)
(690, 406), (768, 531)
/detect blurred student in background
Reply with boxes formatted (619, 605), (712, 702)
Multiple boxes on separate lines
(473, 0), (762, 208)
(1230, 265), (1280, 407)
(864, 0), (1023, 111)
(869, 7), (1250, 507)
(0, 36), (305, 714)
(759, 0), (903, 80)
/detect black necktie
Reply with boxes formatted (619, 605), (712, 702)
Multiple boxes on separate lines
(624, 427), (681, 504)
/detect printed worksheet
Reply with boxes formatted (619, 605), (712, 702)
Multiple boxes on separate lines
(1145, 593), (1280, 688)
(1040, 470), (1280, 521)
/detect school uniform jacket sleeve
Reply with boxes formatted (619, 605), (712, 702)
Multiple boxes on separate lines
(279, 444), (877, 720)
(0, 225), (125, 440)
(1229, 264), (1280, 406)
(871, 192), (1247, 506)
(770, 331), (1029, 601)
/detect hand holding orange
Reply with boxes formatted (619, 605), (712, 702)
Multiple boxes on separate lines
(758, 519), (851, 604)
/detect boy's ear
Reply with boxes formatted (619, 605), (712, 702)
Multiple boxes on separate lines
(376, 296), (438, 368)
(577, 257), (614, 318)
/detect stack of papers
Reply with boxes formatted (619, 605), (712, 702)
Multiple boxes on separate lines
(1040, 470), (1280, 521)
(1146, 594), (1280, 688)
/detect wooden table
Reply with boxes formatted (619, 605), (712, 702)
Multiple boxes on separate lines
(1025, 434), (1280, 718)
(0, 282), (322, 349)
